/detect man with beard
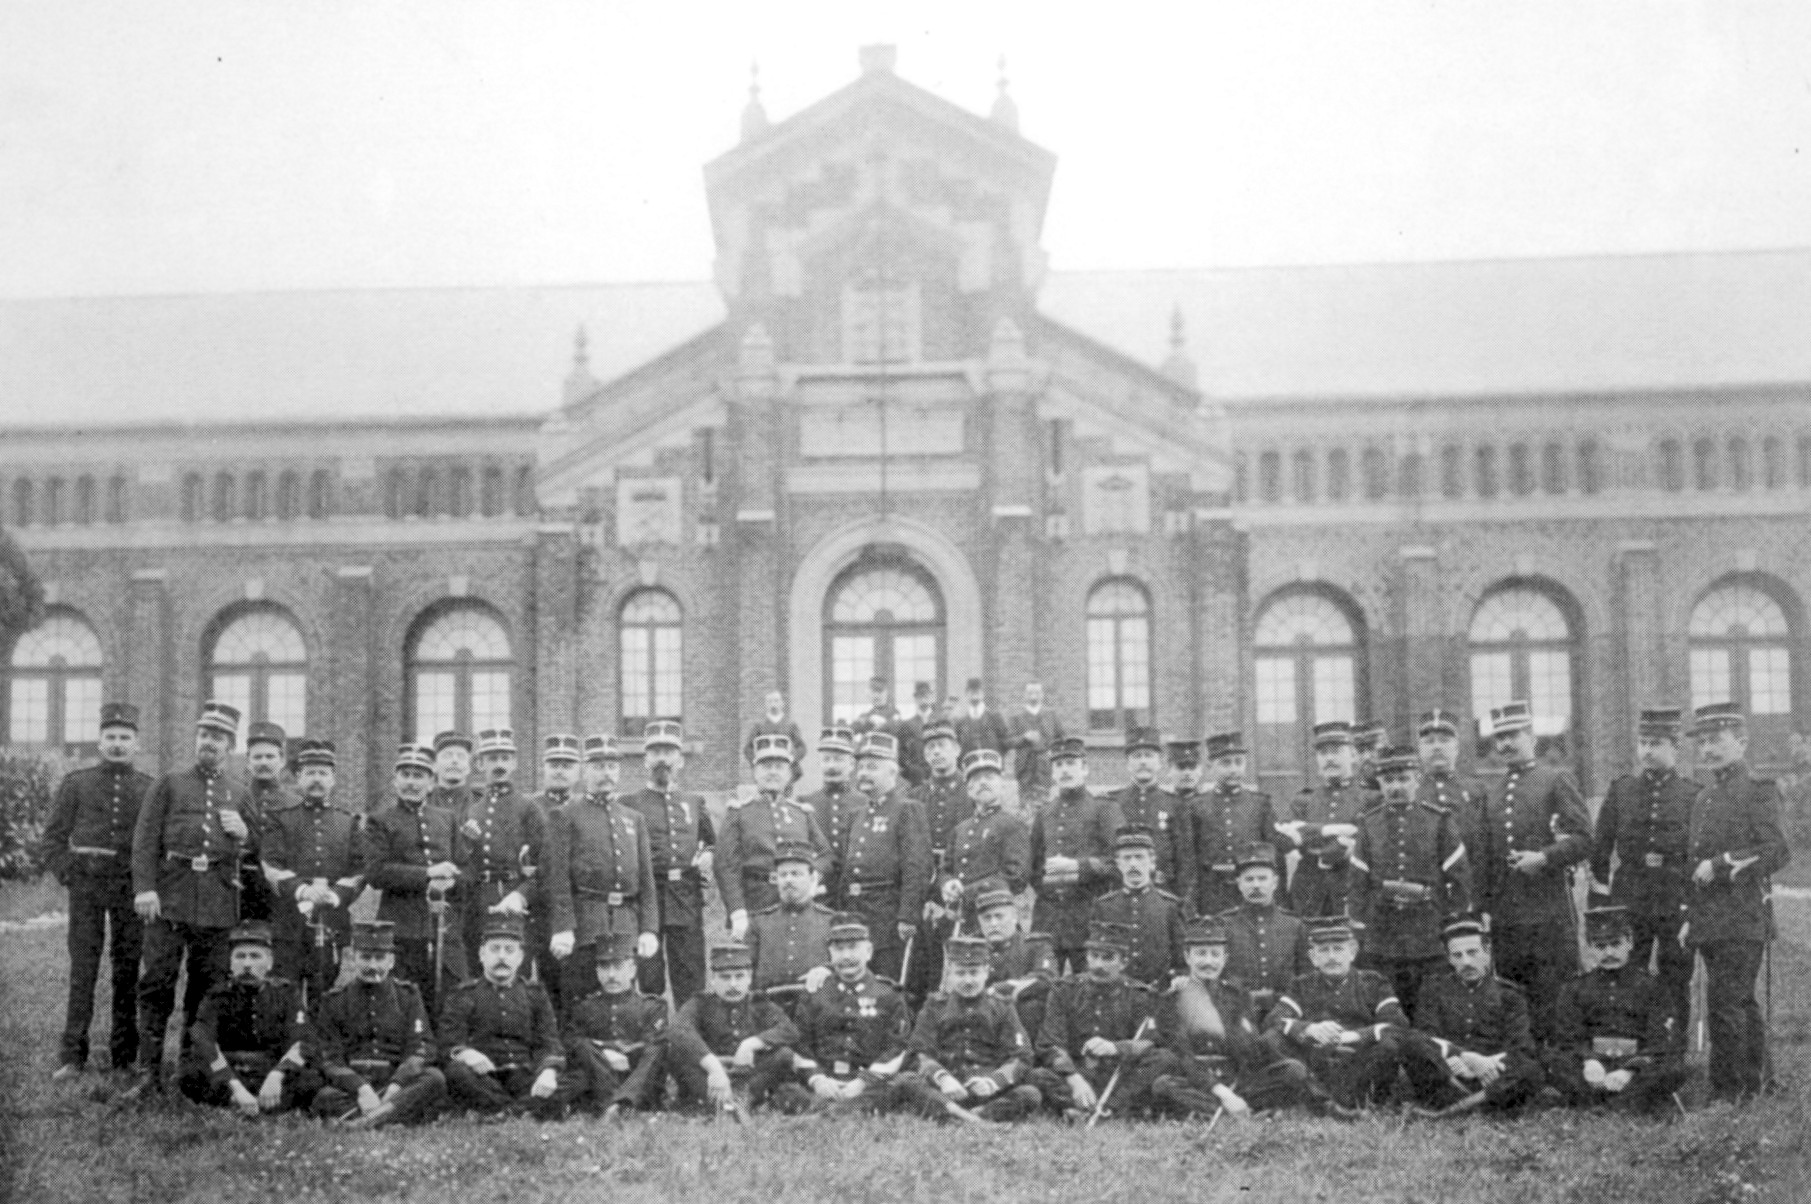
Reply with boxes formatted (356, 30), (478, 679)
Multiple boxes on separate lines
(718, 733), (831, 935)
(800, 725), (862, 855)
(1090, 826), (1186, 988)
(439, 914), (580, 1117)
(1185, 732), (1281, 918)
(1547, 906), (1688, 1112)
(361, 743), (466, 1018)
(174, 920), (318, 1116)
(1030, 737), (1123, 974)
(1401, 915), (1543, 1117)
(261, 739), (363, 1007)
(454, 729), (547, 993)
(429, 731), (478, 817)
(770, 913), (912, 1114)
(946, 749), (1032, 901)
(42, 701), (151, 1080)
(1265, 917), (1412, 1110)
(831, 732), (932, 982)
(309, 920), (447, 1129)
(126, 701), (257, 1098)
(1007, 681), (1064, 815)
(546, 733), (659, 1009)
(1108, 727), (1189, 894)
(1414, 710), (1490, 896)
(1218, 842), (1310, 1020)
(746, 841), (837, 1008)
(972, 879), (1058, 1042)
(890, 936), (1040, 1123)
(1028, 920), (1170, 1119)
(627, 719), (716, 1004)
(564, 932), (670, 1117)
(1279, 721), (1370, 920)
(668, 943), (799, 1115)
(908, 719), (972, 1003)
(1588, 707), (1699, 1031)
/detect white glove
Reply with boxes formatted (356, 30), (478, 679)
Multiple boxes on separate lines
(493, 891), (528, 917)
(728, 909), (749, 940)
(636, 932), (659, 959)
(455, 1048), (497, 1074)
(550, 931), (576, 960)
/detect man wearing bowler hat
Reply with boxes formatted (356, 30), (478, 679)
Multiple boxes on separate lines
(261, 738), (363, 1006)
(42, 701), (153, 1079)
(310, 920), (447, 1128)
(1185, 731), (1281, 918)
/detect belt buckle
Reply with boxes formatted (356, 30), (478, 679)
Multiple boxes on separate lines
(190, 855), (211, 872)
(667, 868), (682, 882)
(1644, 853), (1664, 869)
(834, 1061), (851, 1077)
(847, 883), (862, 897)
(606, 892), (624, 907)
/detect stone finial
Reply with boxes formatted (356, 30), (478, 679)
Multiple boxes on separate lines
(740, 61), (769, 143)
(1160, 305), (1198, 389)
(990, 55), (1019, 132)
(859, 44), (897, 75)
(562, 325), (601, 406)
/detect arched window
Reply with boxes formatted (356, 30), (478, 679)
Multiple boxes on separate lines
(1290, 450), (1315, 503)
(1474, 446), (1499, 498)
(1468, 586), (1576, 742)
(308, 469), (333, 519)
(1727, 437), (1751, 492)
(1689, 581), (1799, 767)
(6, 611), (104, 748)
(1399, 451), (1424, 499)
(1541, 442), (1565, 494)
(1657, 439), (1684, 492)
(1253, 591), (1362, 795)
(207, 606), (307, 742)
(244, 470), (268, 521)
(1362, 447), (1388, 500)
(408, 603), (512, 745)
(1441, 445), (1465, 498)
(182, 473), (204, 522)
(621, 589), (684, 735)
(1258, 452), (1281, 503)
(106, 475), (127, 523)
(481, 466), (504, 517)
(73, 475), (95, 525)
(1508, 444), (1533, 496)
(823, 563), (944, 724)
(1232, 453), (1249, 504)
(415, 467), (438, 518)
(1694, 438), (1718, 490)
(275, 471), (300, 520)
(449, 466), (473, 517)
(212, 472), (236, 522)
(384, 468), (408, 519)
(1577, 439), (1602, 494)
(514, 465), (536, 515)
(43, 477), (64, 525)
(1326, 449), (1351, 501)
(9, 478), (30, 526)
(1085, 579), (1151, 732)
(1762, 437), (1784, 489)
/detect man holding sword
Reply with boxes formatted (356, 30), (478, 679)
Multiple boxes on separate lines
(261, 739), (363, 1007)
(361, 743), (465, 1018)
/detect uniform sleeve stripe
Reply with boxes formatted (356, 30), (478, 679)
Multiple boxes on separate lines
(1442, 845), (1466, 871)
(1349, 856), (1369, 873)
(1375, 997), (1399, 1015)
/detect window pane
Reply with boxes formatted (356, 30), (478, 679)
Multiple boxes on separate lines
(61, 676), (103, 744)
(415, 607), (511, 662)
(1312, 655), (1356, 723)
(212, 609), (306, 667)
(652, 626), (683, 717)
(1085, 617), (1120, 712)
(1689, 648), (1730, 710)
(11, 614), (104, 668)
(1689, 584), (1789, 638)
(1116, 616), (1150, 709)
(9, 679), (49, 743)
(209, 674), (253, 744)
(1469, 652), (1514, 725)
(266, 673), (307, 737)
(830, 636), (875, 723)
(1254, 657), (1297, 724)
(831, 569), (938, 624)
(1749, 647), (1792, 715)
(1469, 590), (1569, 643)
(1525, 649), (1572, 734)
(414, 671), (457, 745)
(891, 635), (938, 704)
(1255, 593), (1355, 648)
(470, 671), (511, 733)
(621, 628), (652, 719)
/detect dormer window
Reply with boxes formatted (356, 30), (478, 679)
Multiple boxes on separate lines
(842, 279), (921, 364)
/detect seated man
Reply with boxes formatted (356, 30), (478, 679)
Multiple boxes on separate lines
(1151, 916), (1328, 1120)
(1217, 842), (1309, 1020)
(973, 879), (1058, 1041)
(1089, 826), (1186, 988)
(1546, 905), (1687, 1113)
(1027, 921), (1171, 1120)
(746, 840), (836, 1016)
(310, 921), (447, 1128)
(891, 936), (1040, 1123)
(176, 921), (319, 1116)
(564, 932), (670, 1118)
(771, 913), (912, 1114)
(438, 915), (580, 1119)
(1265, 917), (1410, 1110)
(667, 943), (799, 1116)
(1401, 915), (1544, 1118)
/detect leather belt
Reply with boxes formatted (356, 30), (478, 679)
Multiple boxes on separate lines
(167, 852), (223, 870)
(577, 888), (631, 907)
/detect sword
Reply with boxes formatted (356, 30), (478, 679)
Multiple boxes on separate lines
(1086, 1016), (1154, 1129)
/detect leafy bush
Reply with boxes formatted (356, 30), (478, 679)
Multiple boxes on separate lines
(0, 753), (60, 880)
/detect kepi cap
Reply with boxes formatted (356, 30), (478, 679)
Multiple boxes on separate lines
(394, 742), (435, 772)
(817, 725), (855, 756)
(1234, 841), (1278, 873)
(1182, 916), (1229, 946)
(1691, 701), (1745, 736)
(196, 700), (242, 736)
(960, 748), (1004, 779)
(970, 877), (1016, 914)
(826, 912), (870, 943)
(1083, 920), (1136, 955)
(709, 943), (754, 972)
(643, 719), (684, 750)
(854, 731), (898, 762)
(1311, 720), (1353, 747)
(99, 701), (139, 732)
(1205, 731), (1246, 760)
(350, 921), (396, 953)
(1637, 707), (1684, 739)
(751, 732), (794, 764)
(1488, 701), (1534, 735)
(596, 932), (638, 963)
(1167, 740), (1202, 768)
(476, 728), (516, 756)
(1417, 709), (1461, 737)
(583, 733), (621, 761)
(542, 733), (582, 762)
(245, 720), (286, 750)
(944, 936), (992, 968)
(1583, 905), (1634, 943)
(228, 920), (274, 948)
(1113, 824), (1156, 853)
(294, 738), (336, 769)
(432, 730), (473, 754)
(1123, 725), (1163, 755)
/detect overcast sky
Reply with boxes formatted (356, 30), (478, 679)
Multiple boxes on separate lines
(4, 1), (1809, 300)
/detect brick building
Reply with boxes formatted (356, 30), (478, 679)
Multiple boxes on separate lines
(4, 47), (1810, 807)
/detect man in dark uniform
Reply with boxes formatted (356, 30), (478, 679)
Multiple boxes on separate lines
(1090, 826), (1186, 987)
(832, 732), (932, 982)
(1401, 915), (1543, 1117)
(529, 732), (582, 818)
(1218, 842), (1310, 1019)
(1589, 706), (1699, 1031)
(800, 724), (862, 855)
(743, 690), (806, 786)
(746, 840), (837, 1008)
(1548, 906), (1688, 1112)
(945, 749), (1032, 901)
(309, 920), (447, 1128)
(439, 913), (581, 1118)
(429, 730), (477, 818)
(1354, 722), (1388, 792)
(1109, 726), (1190, 895)
(174, 920), (318, 1115)
(892, 935), (1039, 1123)
(718, 733), (831, 938)
(1151, 916), (1325, 1119)
(238, 720), (291, 924)
(41, 700), (151, 1079)
(361, 743), (466, 1019)
(627, 719), (716, 1004)
(1349, 745), (1471, 1020)
(1030, 736), (1123, 974)
(1281, 721), (1370, 920)
(1028, 920), (1169, 1119)
(1415, 710), (1490, 878)
(546, 733), (659, 1010)
(563, 931), (670, 1117)
(1480, 700), (1591, 1044)
(526, 733), (582, 1012)
(771, 913), (913, 1113)
(261, 739), (363, 1007)
(453, 728), (547, 990)
(1683, 701), (1790, 1101)
(1265, 916), (1411, 1110)
(127, 700), (257, 1096)
(1007, 681), (1064, 816)
(668, 942), (799, 1114)
(907, 718), (972, 1002)
(1186, 731), (1281, 918)
(973, 879), (1059, 1043)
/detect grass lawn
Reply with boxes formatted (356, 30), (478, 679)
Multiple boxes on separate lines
(2, 887), (1809, 1203)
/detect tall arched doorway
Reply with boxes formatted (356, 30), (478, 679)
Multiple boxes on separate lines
(822, 555), (946, 723)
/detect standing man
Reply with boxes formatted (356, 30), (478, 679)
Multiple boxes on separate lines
(1280, 721), (1370, 920)
(1218, 842), (1310, 1020)
(627, 719), (716, 1005)
(1007, 681), (1064, 815)
(42, 701), (152, 1080)
(831, 732), (932, 982)
(853, 677), (900, 739)
(309, 920), (447, 1129)
(1108, 726), (1189, 895)
(361, 743), (465, 1019)
(529, 733), (582, 817)
(909, 718), (973, 1002)
(1353, 723), (1387, 791)
(546, 733), (660, 1010)
(1684, 701), (1790, 1102)
(1185, 732), (1280, 919)
(1589, 706), (1698, 1031)
(1480, 701), (1591, 1044)
(454, 728), (547, 986)
(1415, 710), (1490, 883)
(1401, 915), (1543, 1117)
(946, 749), (1032, 898)
(898, 681), (939, 788)
(800, 724), (862, 856)
(239, 721), (292, 923)
(1030, 737), (1123, 974)
(717, 733), (831, 936)
(1166, 740), (1205, 832)
(954, 677), (1010, 760)
(743, 690), (806, 787)
(127, 701), (256, 1096)
(429, 731), (477, 817)
(261, 739), (364, 1007)
(525, 733), (583, 1012)
(1349, 745), (1471, 1021)
(1089, 826), (1187, 987)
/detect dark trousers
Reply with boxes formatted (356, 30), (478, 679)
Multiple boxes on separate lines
(885, 1072), (1042, 1121)
(568, 1041), (665, 1112)
(444, 1061), (585, 1117)
(905, 913), (957, 1005)
(60, 866), (142, 1069)
(639, 923), (705, 1005)
(668, 1049), (793, 1110)
(1375, 955), (1445, 1024)
(393, 936), (466, 1022)
(1297, 1031), (1408, 1108)
(310, 1065), (447, 1125)
(136, 919), (229, 1071)
(1492, 921), (1578, 1045)
(842, 889), (905, 980)
(1026, 1049), (1177, 1117)
(1633, 910), (1693, 1033)
(1401, 1032), (1544, 1111)
(1545, 1053), (1689, 1113)
(174, 1059), (322, 1113)
(1700, 939), (1767, 1099)
(1153, 1049), (1316, 1115)
(274, 936), (345, 1010)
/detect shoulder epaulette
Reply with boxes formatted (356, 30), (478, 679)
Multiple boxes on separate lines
(1155, 888), (1182, 903)
(1417, 799), (1453, 815)
(751, 903), (782, 916)
(1492, 976), (1527, 997)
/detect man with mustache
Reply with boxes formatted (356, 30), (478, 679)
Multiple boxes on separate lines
(1279, 721), (1371, 921)
(1107, 726), (1188, 894)
(800, 725), (863, 855)
(831, 732), (932, 982)
(1027, 920), (1170, 1119)
(627, 720), (716, 1004)
(718, 733), (831, 937)
(238, 720), (292, 925)
(174, 920), (318, 1116)
(1547, 905), (1688, 1112)
(668, 942), (799, 1115)
(261, 739), (363, 1007)
(890, 935), (1041, 1123)
(438, 913), (580, 1118)
(454, 729), (548, 996)
(1029, 737), (1123, 975)
(770, 913), (912, 1114)
(1184, 732), (1280, 918)
(361, 743), (466, 1018)
(564, 931), (670, 1118)
(309, 920), (447, 1128)
(1401, 914), (1544, 1117)
(1265, 916), (1412, 1110)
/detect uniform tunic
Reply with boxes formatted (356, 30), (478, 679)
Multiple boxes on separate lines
(455, 781), (546, 917)
(1029, 789), (1124, 959)
(624, 785), (714, 931)
(1108, 782), (1190, 893)
(1481, 760), (1591, 925)
(132, 764), (257, 928)
(1402, 972), (1542, 1110)
(715, 791), (831, 914)
(361, 799), (463, 941)
(1266, 967), (1411, 1107)
(262, 797), (364, 944)
(1184, 784), (1278, 917)
(1089, 886), (1186, 986)
(948, 803), (1032, 895)
(747, 901), (836, 992)
(1154, 976), (1312, 1113)
(564, 986), (669, 1109)
(438, 977), (566, 1073)
(313, 976), (436, 1092)
(187, 974), (309, 1079)
(545, 793), (658, 943)
(912, 773), (974, 865)
(666, 993), (799, 1106)
(832, 787), (933, 967)
(1032, 974), (1169, 1111)
(908, 990), (1031, 1084)
(791, 971), (912, 1080)
(1591, 767), (1699, 1027)
(1548, 962), (1686, 1108)
(1417, 771), (1490, 884)
(1217, 902), (1310, 1012)
(1350, 799), (1471, 961)
(42, 760), (152, 881)
(800, 781), (863, 860)
(1286, 779), (1372, 918)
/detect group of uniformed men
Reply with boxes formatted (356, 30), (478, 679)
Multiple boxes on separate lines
(39, 683), (1787, 1127)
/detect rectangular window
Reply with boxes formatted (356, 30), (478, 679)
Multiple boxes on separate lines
(830, 636), (876, 723)
(62, 677), (103, 744)
(469, 670), (511, 733)
(1469, 652), (1514, 728)
(1086, 616), (1149, 728)
(1117, 616), (1150, 716)
(413, 672), (457, 745)
(1312, 655), (1356, 723)
(8, 679), (49, 743)
(1748, 647), (1792, 715)
(651, 627), (682, 718)
(1525, 650), (1573, 734)
(1254, 657), (1297, 724)
(1441, 446), (1464, 498)
(1690, 648), (1730, 710)
(209, 674), (253, 745)
(891, 635), (938, 708)
(267, 673), (307, 737)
